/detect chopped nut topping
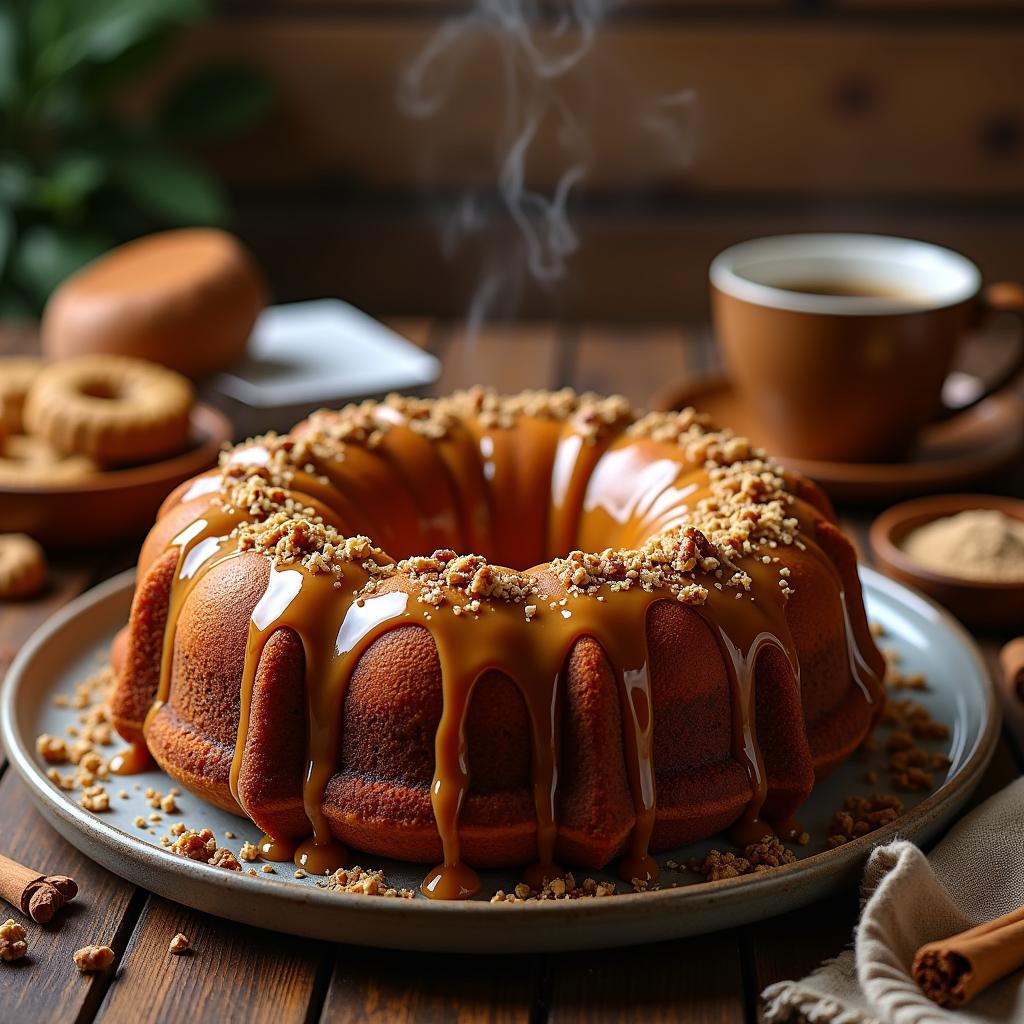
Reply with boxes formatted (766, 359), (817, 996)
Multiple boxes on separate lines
(79, 784), (110, 812)
(491, 872), (617, 902)
(168, 933), (190, 955)
(826, 794), (904, 848)
(318, 866), (415, 899)
(686, 836), (797, 881)
(239, 841), (260, 863)
(36, 734), (68, 764)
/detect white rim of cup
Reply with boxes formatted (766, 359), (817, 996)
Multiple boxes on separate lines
(709, 233), (981, 316)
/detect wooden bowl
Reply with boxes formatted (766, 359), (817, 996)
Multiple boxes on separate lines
(0, 403), (232, 547)
(870, 494), (1024, 630)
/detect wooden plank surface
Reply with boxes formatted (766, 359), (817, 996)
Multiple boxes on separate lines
(95, 897), (329, 1024)
(548, 930), (747, 1024)
(320, 948), (536, 1023)
(572, 326), (706, 408)
(235, 197), (1024, 322)
(129, 22), (1024, 196)
(432, 322), (568, 393)
(0, 771), (139, 1024)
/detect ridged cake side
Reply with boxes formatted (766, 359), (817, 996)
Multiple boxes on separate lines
(109, 389), (885, 898)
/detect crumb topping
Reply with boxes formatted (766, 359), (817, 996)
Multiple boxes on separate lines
(683, 836), (797, 882)
(192, 391), (806, 609)
(392, 549), (539, 611)
(491, 873), (617, 902)
(826, 793), (904, 848)
(318, 866), (415, 899)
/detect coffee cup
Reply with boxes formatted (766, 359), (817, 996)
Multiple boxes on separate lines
(709, 233), (1024, 462)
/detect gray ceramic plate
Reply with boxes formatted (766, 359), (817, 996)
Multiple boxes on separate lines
(0, 567), (999, 953)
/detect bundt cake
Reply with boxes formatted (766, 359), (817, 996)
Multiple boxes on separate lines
(108, 389), (885, 899)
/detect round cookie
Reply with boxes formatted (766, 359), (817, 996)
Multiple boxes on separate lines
(0, 435), (98, 486)
(0, 534), (46, 599)
(23, 356), (194, 466)
(0, 357), (44, 433)
(41, 229), (266, 379)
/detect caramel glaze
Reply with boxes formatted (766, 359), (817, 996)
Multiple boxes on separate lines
(127, 395), (886, 900)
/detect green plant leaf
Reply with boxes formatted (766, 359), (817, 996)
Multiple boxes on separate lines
(0, 207), (14, 279)
(12, 223), (112, 303)
(113, 149), (228, 226)
(0, 8), (19, 106)
(0, 157), (33, 206)
(35, 0), (207, 82)
(0, 285), (36, 322)
(33, 152), (106, 214)
(158, 65), (274, 142)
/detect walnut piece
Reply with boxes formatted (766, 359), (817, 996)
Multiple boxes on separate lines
(73, 944), (114, 972)
(0, 919), (27, 962)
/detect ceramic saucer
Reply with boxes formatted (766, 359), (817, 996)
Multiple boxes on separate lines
(652, 374), (1024, 503)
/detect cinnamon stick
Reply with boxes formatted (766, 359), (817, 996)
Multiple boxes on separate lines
(1000, 637), (1024, 699)
(912, 905), (1024, 1008)
(0, 852), (78, 923)
(996, 638), (1024, 757)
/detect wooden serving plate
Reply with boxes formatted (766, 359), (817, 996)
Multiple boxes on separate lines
(0, 404), (232, 546)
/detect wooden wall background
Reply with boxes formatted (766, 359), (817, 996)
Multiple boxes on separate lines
(132, 1), (1024, 321)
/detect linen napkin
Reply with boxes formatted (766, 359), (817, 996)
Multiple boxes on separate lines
(761, 778), (1024, 1024)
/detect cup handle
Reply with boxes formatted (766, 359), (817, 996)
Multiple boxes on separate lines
(942, 281), (1024, 415)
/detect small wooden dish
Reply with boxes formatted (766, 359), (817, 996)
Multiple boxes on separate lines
(0, 403), (232, 547)
(870, 494), (1024, 630)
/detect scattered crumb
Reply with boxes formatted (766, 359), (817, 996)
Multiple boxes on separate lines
(73, 944), (114, 972)
(168, 933), (190, 955)
(319, 866), (415, 899)
(826, 794), (904, 848)
(492, 872), (617, 903)
(238, 841), (260, 863)
(36, 734), (68, 764)
(686, 836), (797, 882)
(79, 784), (110, 812)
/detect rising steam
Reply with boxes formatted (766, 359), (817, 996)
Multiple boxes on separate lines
(399, 0), (697, 330)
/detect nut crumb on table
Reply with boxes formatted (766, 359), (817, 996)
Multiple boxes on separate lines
(168, 933), (190, 955)
(0, 919), (27, 963)
(73, 944), (114, 972)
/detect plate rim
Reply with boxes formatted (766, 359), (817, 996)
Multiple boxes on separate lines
(0, 566), (1001, 945)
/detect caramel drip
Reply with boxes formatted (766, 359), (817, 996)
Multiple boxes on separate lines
(229, 566), (413, 874)
(129, 394), (885, 901)
(797, 531), (886, 711)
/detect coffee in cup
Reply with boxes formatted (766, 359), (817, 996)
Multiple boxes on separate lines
(709, 234), (1024, 462)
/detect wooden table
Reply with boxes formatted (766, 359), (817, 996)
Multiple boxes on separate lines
(0, 320), (1020, 1024)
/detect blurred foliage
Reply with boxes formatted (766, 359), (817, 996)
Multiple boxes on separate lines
(0, 0), (273, 319)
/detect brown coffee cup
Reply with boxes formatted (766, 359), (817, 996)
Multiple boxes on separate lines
(709, 234), (1024, 462)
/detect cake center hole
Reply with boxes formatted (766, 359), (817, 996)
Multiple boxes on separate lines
(80, 380), (120, 401)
